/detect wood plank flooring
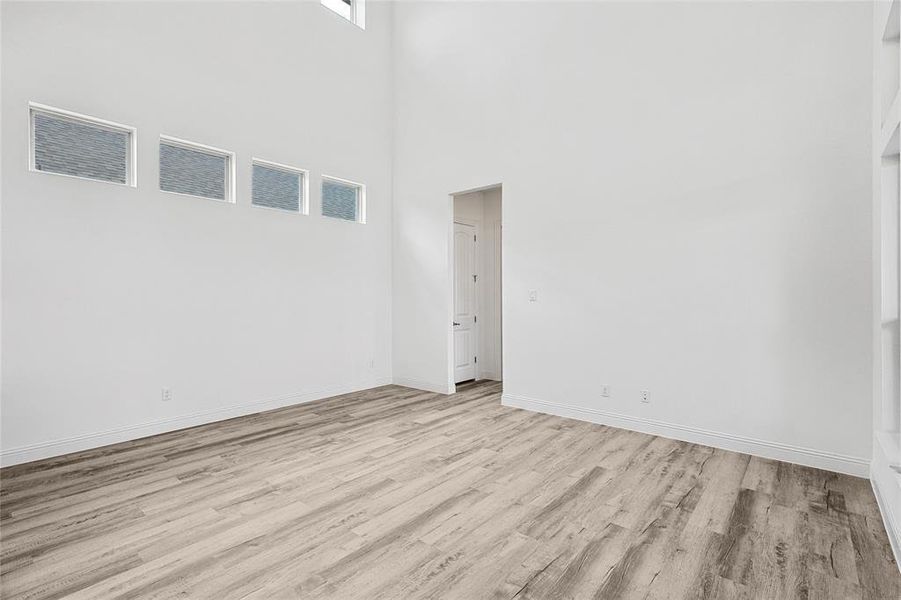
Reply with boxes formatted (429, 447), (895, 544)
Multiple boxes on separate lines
(1, 381), (899, 599)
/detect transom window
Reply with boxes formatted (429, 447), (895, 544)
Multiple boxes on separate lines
(321, 175), (366, 223)
(159, 136), (235, 203)
(252, 159), (308, 214)
(29, 102), (136, 186)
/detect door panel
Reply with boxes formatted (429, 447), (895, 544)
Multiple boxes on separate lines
(454, 222), (477, 383)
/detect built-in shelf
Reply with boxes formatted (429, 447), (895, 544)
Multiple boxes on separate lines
(885, 0), (900, 42)
(874, 0), (901, 564)
(882, 121), (900, 158)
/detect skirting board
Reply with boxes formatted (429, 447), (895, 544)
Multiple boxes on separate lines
(393, 376), (453, 395)
(1, 377), (393, 468)
(478, 372), (502, 382)
(871, 470), (901, 573)
(502, 393), (870, 478)
(871, 436), (901, 572)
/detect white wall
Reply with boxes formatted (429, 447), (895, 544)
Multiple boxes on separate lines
(392, 1), (874, 474)
(0, 1), (877, 476)
(1, 0), (394, 464)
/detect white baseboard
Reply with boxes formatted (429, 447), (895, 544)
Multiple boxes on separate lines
(871, 470), (901, 572)
(392, 376), (453, 395)
(871, 436), (901, 572)
(1, 377), (392, 468)
(502, 392), (869, 478)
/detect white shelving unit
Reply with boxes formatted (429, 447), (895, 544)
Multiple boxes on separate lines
(872, 0), (901, 568)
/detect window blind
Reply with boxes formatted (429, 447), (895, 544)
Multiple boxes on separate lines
(252, 162), (303, 212)
(322, 179), (360, 221)
(159, 139), (229, 201)
(32, 109), (130, 184)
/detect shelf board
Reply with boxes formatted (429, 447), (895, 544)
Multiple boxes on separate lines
(882, 121), (900, 158)
(876, 430), (901, 471)
(884, 0), (900, 42)
(884, 86), (901, 131)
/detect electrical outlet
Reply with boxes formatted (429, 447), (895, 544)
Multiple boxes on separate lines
(640, 390), (649, 404)
(528, 290), (538, 302)
(161, 387), (173, 402)
(601, 385), (610, 398)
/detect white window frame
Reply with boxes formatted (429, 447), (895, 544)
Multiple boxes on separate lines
(251, 158), (310, 215)
(158, 135), (236, 204)
(321, 174), (366, 224)
(321, 0), (365, 29)
(28, 101), (137, 187)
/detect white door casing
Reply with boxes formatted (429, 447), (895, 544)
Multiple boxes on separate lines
(454, 222), (477, 383)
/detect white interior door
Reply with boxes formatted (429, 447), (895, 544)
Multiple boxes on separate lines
(454, 222), (477, 383)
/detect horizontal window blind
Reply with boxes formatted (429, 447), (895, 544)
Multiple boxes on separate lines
(322, 178), (361, 222)
(252, 162), (303, 212)
(159, 138), (231, 201)
(31, 107), (132, 185)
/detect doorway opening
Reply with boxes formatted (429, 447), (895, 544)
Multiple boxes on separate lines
(450, 185), (502, 387)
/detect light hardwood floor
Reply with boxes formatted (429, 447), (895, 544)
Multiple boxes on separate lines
(1, 381), (899, 599)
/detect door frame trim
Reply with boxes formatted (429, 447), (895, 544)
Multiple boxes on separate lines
(447, 183), (502, 394)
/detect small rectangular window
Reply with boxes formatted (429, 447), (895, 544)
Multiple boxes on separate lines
(252, 159), (308, 214)
(321, 0), (365, 29)
(29, 102), (136, 186)
(322, 175), (365, 223)
(159, 136), (235, 202)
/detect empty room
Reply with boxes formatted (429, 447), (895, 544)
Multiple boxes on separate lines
(1, 0), (900, 598)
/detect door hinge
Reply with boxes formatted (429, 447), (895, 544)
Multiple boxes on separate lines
(473, 274), (478, 283)
(474, 234), (477, 242)
(474, 315), (477, 323)
(474, 356), (477, 363)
